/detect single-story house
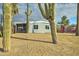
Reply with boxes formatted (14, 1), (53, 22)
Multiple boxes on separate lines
(13, 20), (51, 33)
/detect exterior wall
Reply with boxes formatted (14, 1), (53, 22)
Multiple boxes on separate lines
(44, 23), (51, 33)
(29, 22), (51, 33)
(14, 21), (51, 33)
(29, 23), (33, 33)
(33, 22), (45, 33)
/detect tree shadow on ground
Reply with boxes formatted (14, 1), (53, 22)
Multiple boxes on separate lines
(0, 48), (4, 52)
(11, 36), (52, 44)
(59, 33), (75, 36)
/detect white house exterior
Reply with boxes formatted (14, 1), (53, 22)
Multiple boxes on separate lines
(13, 20), (51, 33)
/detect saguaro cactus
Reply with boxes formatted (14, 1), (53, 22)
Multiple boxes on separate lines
(76, 3), (79, 36)
(11, 3), (18, 33)
(0, 14), (3, 37)
(25, 4), (32, 33)
(12, 3), (18, 16)
(3, 4), (12, 52)
(38, 3), (57, 44)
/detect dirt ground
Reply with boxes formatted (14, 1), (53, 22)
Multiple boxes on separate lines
(0, 33), (79, 56)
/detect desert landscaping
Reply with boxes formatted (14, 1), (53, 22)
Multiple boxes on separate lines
(0, 33), (79, 56)
(0, 3), (79, 56)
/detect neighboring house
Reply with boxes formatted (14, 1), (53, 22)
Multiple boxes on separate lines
(13, 20), (51, 33)
(12, 14), (50, 33)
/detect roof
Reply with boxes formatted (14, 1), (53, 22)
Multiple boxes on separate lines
(14, 20), (49, 25)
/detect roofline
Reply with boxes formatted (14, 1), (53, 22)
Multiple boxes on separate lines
(14, 20), (49, 25)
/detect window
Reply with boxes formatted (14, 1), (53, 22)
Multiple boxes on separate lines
(45, 25), (49, 30)
(34, 25), (38, 29)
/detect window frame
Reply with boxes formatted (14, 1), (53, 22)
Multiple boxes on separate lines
(33, 25), (38, 29)
(45, 25), (49, 30)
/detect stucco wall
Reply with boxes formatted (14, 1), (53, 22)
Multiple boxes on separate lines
(29, 22), (51, 33)
(14, 21), (51, 33)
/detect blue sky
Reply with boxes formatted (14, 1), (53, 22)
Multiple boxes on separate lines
(55, 3), (77, 25)
(0, 3), (77, 24)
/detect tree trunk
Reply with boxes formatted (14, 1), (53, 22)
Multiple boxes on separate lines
(76, 3), (79, 36)
(3, 4), (12, 52)
(49, 19), (57, 44)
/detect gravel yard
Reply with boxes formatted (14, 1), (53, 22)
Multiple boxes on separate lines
(0, 33), (79, 56)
